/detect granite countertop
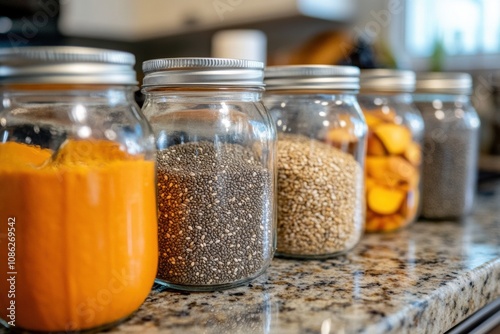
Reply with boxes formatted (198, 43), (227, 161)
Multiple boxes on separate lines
(102, 185), (500, 334)
(5, 189), (499, 334)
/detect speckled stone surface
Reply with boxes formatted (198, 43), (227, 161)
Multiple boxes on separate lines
(99, 187), (500, 334)
(3, 189), (500, 334)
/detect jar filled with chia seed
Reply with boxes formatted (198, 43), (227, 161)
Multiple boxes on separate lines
(141, 58), (276, 291)
(414, 73), (480, 219)
(358, 70), (424, 233)
(0, 47), (157, 333)
(263, 65), (366, 259)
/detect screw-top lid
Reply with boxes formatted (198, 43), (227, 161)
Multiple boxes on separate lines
(264, 65), (359, 91)
(142, 57), (264, 87)
(0, 46), (138, 85)
(360, 69), (416, 93)
(415, 72), (472, 95)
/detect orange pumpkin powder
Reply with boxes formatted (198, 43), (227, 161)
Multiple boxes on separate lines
(0, 140), (157, 332)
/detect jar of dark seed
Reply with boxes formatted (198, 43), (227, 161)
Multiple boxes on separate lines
(359, 70), (424, 233)
(414, 73), (480, 219)
(263, 65), (366, 259)
(141, 58), (276, 291)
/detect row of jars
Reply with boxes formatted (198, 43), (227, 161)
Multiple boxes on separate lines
(0, 47), (479, 333)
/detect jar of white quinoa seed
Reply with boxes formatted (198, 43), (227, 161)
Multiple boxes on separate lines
(141, 58), (276, 291)
(263, 65), (366, 259)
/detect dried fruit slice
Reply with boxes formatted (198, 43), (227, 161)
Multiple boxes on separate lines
(367, 186), (406, 215)
(404, 142), (422, 166)
(381, 214), (406, 232)
(367, 132), (387, 156)
(387, 156), (417, 186)
(366, 156), (388, 180)
(366, 216), (384, 232)
(366, 107), (397, 123)
(364, 112), (383, 128)
(365, 177), (378, 192)
(373, 123), (412, 155)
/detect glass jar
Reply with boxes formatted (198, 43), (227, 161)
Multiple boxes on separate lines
(263, 65), (366, 259)
(359, 70), (424, 233)
(0, 47), (157, 332)
(141, 58), (276, 291)
(414, 73), (480, 219)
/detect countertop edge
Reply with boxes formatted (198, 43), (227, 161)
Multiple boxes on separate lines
(367, 258), (500, 334)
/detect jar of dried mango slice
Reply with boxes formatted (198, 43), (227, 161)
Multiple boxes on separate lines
(359, 70), (424, 232)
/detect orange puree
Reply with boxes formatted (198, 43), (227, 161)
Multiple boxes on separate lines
(0, 140), (157, 332)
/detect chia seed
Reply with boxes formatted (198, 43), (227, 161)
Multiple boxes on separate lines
(419, 110), (479, 219)
(156, 141), (274, 288)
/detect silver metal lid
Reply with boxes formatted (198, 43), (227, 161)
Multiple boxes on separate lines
(142, 57), (264, 87)
(415, 72), (472, 95)
(0, 46), (137, 85)
(264, 65), (360, 91)
(360, 69), (416, 93)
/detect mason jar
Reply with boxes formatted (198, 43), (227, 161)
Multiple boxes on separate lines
(141, 58), (276, 291)
(0, 47), (157, 332)
(414, 73), (480, 219)
(359, 70), (424, 232)
(263, 65), (366, 259)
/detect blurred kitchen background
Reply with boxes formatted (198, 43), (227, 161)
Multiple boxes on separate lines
(1, 0), (500, 157)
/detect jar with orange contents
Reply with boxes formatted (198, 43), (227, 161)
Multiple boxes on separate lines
(0, 47), (157, 333)
(358, 70), (424, 232)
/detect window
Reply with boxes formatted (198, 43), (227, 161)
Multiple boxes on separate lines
(406, 0), (500, 56)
